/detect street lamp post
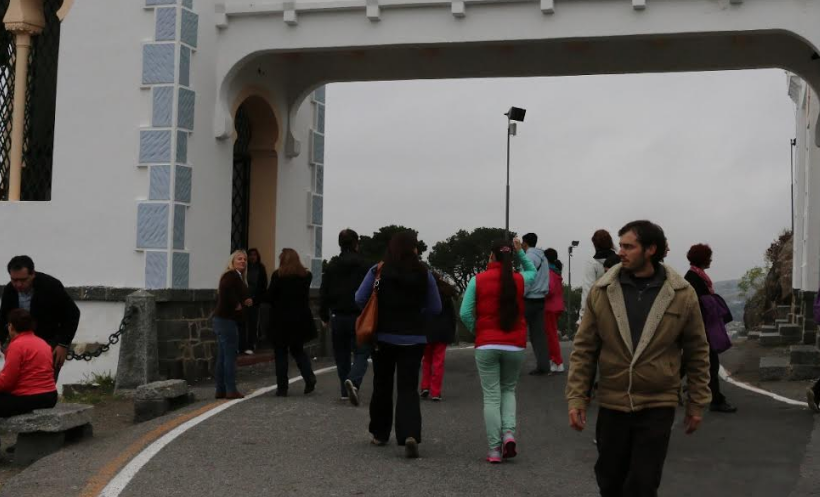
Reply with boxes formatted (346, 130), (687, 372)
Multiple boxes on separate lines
(504, 106), (526, 238)
(566, 240), (579, 336)
(791, 138), (797, 236)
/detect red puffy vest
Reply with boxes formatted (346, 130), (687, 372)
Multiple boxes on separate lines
(474, 262), (528, 348)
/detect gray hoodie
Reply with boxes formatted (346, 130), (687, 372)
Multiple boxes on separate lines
(524, 247), (550, 299)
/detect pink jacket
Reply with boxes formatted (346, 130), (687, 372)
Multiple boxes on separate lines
(544, 269), (564, 313)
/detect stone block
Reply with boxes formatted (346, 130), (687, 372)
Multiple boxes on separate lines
(761, 325), (777, 333)
(158, 339), (183, 360)
(779, 324), (802, 337)
(789, 365), (820, 381)
(777, 306), (791, 320)
(135, 379), (189, 400)
(803, 330), (817, 346)
(783, 335), (802, 345)
(13, 432), (65, 466)
(0, 404), (92, 433)
(775, 319), (789, 328)
(805, 319), (818, 331)
(134, 398), (170, 423)
(116, 291), (161, 390)
(759, 333), (782, 347)
(790, 345), (820, 365)
(748, 330), (760, 340)
(759, 357), (789, 381)
(158, 320), (191, 341)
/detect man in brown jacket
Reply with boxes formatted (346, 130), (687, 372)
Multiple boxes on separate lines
(566, 220), (711, 497)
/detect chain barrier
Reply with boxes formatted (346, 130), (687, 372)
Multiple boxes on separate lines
(66, 305), (137, 362)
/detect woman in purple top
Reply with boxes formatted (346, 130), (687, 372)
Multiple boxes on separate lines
(355, 231), (442, 458)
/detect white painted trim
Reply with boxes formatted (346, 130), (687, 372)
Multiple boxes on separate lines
(720, 366), (807, 408)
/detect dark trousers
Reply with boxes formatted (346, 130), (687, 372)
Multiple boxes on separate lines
(595, 407), (675, 497)
(524, 299), (550, 371)
(0, 391), (58, 417)
(708, 349), (725, 405)
(369, 342), (425, 444)
(331, 314), (371, 397)
(274, 342), (316, 392)
(239, 307), (259, 352)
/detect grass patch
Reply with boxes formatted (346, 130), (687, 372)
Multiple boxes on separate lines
(62, 371), (121, 405)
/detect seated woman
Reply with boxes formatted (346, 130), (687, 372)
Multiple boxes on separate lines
(0, 309), (58, 417)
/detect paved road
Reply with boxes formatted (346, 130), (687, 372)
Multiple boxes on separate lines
(112, 345), (813, 497)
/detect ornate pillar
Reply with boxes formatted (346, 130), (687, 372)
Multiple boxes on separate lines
(3, 0), (44, 201)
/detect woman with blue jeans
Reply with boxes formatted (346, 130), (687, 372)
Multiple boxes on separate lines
(460, 238), (536, 463)
(212, 250), (253, 400)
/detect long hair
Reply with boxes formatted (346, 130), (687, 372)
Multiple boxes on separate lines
(432, 271), (457, 299)
(222, 250), (248, 283)
(491, 239), (519, 332)
(277, 248), (308, 277)
(384, 231), (426, 274)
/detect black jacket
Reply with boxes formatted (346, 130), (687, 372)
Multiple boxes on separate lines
(319, 251), (370, 321)
(377, 266), (429, 337)
(262, 271), (318, 347)
(0, 272), (81, 347)
(684, 270), (710, 299)
(246, 263), (268, 300)
(427, 295), (456, 344)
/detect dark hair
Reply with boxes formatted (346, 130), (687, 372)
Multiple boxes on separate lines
(8, 309), (34, 332)
(384, 231), (426, 274)
(617, 220), (667, 265)
(603, 254), (621, 269)
(491, 239), (519, 331)
(591, 230), (614, 252)
(687, 244), (713, 268)
(544, 248), (559, 264)
(247, 248), (261, 260)
(553, 260), (563, 272)
(338, 229), (359, 253)
(7, 255), (34, 275)
(432, 272), (457, 299)
(522, 233), (538, 248)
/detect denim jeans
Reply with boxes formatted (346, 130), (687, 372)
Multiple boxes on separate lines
(213, 317), (239, 394)
(331, 314), (371, 397)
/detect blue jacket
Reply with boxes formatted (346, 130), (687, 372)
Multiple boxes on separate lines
(523, 248), (550, 299)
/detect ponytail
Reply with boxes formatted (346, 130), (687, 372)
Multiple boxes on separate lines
(491, 240), (519, 331)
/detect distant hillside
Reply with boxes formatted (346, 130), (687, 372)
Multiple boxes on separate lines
(714, 279), (746, 333)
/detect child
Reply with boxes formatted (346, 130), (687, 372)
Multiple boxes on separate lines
(421, 273), (457, 401)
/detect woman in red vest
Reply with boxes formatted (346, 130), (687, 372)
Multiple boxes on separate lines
(459, 238), (537, 463)
(0, 309), (58, 417)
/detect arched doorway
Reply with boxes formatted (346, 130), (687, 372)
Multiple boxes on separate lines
(231, 95), (279, 270)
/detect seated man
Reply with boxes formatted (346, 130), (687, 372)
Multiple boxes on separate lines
(0, 309), (58, 417)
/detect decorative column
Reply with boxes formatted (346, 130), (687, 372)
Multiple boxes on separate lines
(3, 0), (44, 201)
(308, 87), (326, 288)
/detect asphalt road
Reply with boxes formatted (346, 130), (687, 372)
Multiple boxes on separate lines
(114, 345), (814, 497)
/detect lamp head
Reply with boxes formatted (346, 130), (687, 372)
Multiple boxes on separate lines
(505, 107), (526, 122)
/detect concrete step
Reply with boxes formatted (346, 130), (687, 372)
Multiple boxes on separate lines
(790, 364), (820, 381)
(760, 357), (789, 381)
(777, 305), (791, 320)
(790, 345), (820, 365)
(761, 325), (778, 333)
(779, 324), (802, 337)
(783, 335), (803, 345)
(748, 330), (760, 340)
(760, 332), (783, 347)
(804, 330), (818, 346)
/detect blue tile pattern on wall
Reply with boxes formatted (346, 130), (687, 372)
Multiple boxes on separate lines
(146, 0), (177, 5)
(176, 131), (188, 163)
(155, 8), (177, 41)
(182, 0), (193, 8)
(179, 46), (190, 87)
(137, 203), (169, 249)
(181, 10), (198, 48)
(316, 165), (324, 195)
(149, 165), (171, 200)
(140, 130), (172, 163)
(172, 252), (190, 289)
(311, 259), (323, 288)
(178, 88), (195, 130)
(314, 86), (325, 104)
(311, 194), (323, 226)
(152, 86), (173, 127)
(142, 44), (175, 85)
(175, 165), (192, 202)
(145, 251), (167, 289)
(173, 204), (186, 250)
(315, 227), (322, 258)
(317, 104), (325, 134)
(311, 132), (324, 165)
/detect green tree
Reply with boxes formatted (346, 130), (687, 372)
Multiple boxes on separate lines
(738, 266), (767, 298)
(359, 225), (428, 265)
(428, 227), (515, 293)
(559, 284), (583, 338)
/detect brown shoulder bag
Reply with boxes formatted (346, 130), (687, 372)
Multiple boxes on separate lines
(355, 263), (383, 346)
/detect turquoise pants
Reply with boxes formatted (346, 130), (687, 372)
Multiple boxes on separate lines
(475, 348), (525, 449)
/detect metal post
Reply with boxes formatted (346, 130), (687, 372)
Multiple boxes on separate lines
(791, 138), (796, 236)
(505, 117), (511, 238)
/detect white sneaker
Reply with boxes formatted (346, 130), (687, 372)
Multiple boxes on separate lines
(244, 350), (254, 355)
(550, 362), (565, 373)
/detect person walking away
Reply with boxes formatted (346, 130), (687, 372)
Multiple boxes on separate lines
(320, 229), (372, 405)
(521, 233), (551, 375)
(577, 230), (618, 326)
(566, 220), (711, 497)
(684, 244), (736, 413)
(421, 272), (457, 401)
(242, 248), (268, 355)
(0, 309), (58, 417)
(355, 231), (441, 458)
(261, 249), (318, 397)
(459, 238), (536, 463)
(543, 248), (565, 373)
(0, 256), (80, 380)
(213, 250), (253, 399)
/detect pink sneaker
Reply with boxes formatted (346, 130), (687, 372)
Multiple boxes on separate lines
(502, 431), (517, 459)
(487, 447), (502, 464)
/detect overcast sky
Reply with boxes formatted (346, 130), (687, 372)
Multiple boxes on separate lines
(322, 69), (795, 282)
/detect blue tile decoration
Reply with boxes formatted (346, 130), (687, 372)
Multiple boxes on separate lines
(182, 0), (193, 8)
(155, 8), (177, 41)
(172, 252), (190, 289)
(314, 86), (325, 104)
(311, 194), (323, 225)
(315, 165), (324, 195)
(146, 0), (177, 5)
(181, 10), (198, 48)
(173, 204), (186, 250)
(176, 131), (188, 163)
(310, 259), (323, 288)
(149, 165), (171, 200)
(178, 88), (195, 130)
(142, 44), (175, 85)
(140, 130), (172, 163)
(315, 226), (323, 258)
(145, 251), (167, 289)
(152, 86), (173, 127)
(179, 46), (190, 87)
(317, 104), (325, 134)
(175, 165), (192, 203)
(137, 203), (169, 249)
(311, 131), (324, 165)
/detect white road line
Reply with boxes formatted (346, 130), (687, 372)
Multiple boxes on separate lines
(719, 365), (807, 408)
(98, 365), (338, 497)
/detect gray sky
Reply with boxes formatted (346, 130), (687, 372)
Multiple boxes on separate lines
(323, 69), (795, 282)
